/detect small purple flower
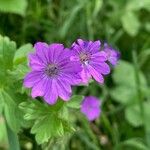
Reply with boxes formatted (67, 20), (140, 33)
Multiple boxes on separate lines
(103, 43), (120, 66)
(81, 96), (101, 121)
(71, 39), (110, 84)
(24, 42), (81, 105)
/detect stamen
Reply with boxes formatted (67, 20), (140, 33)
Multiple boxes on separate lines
(79, 52), (91, 65)
(45, 64), (59, 77)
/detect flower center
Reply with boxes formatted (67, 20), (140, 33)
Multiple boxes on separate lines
(45, 64), (59, 77)
(79, 52), (91, 65)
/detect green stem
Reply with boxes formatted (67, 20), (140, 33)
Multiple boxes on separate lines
(86, 2), (94, 40)
(100, 85), (120, 147)
(83, 120), (100, 148)
(5, 119), (20, 150)
(132, 50), (150, 148)
(101, 113), (119, 146)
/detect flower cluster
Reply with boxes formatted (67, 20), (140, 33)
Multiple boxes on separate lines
(24, 39), (120, 121)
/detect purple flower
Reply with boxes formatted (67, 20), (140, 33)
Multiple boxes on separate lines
(24, 42), (81, 105)
(81, 96), (101, 121)
(71, 39), (110, 84)
(103, 43), (120, 66)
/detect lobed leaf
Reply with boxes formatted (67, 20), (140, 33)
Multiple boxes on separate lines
(0, 35), (17, 87)
(126, 0), (150, 12)
(67, 95), (84, 109)
(121, 11), (140, 36)
(1, 90), (23, 133)
(0, 0), (28, 16)
(112, 60), (147, 87)
(13, 43), (33, 65)
(125, 100), (150, 129)
(110, 86), (138, 105)
(19, 100), (74, 144)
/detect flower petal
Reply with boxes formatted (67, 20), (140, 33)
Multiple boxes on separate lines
(88, 40), (101, 53)
(56, 79), (71, 101)
(109, 57), (118, 66)
(71, 43), (81, 52)
(59, 73), (81, 85)
(44, 79), (58, 105)
(91, 62), (110, 75)
(34, 42), (49, 63)
(29, 53), (45, 71)
(48, 43), (64, 62)
(31, 78), (48, 98)
(77, 39), (89, 48)
(81, 96), (101, 121)
(60, 61), (82, 73)
(23, 71), (42, 88)
(70, 55), (80, 61)
(57, 48), (73, 63)
(80, 66), (91, 84)
(88, 65), (104, 84)
(91, 51), (107, 62)
(86, 108), (100, 121)
(103, 43), (120, 66)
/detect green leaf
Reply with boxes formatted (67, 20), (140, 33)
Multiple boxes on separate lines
(2, 90), (22, 133)
(93, 0), (103, 18)
(117, 138), (149, 150)
(125, 101), (150, 129)
(121, 11), (140, 36)
(110, 86), (137, 105)
(145, 22), (150, 32)
(19, 101), (50, 121)
(138, 49), (150, 67)
(13, 43), (33, 65)
(59, 3), (84, 38)
(31, 114), (64, 144)
(143, 101), (150, 132)
(0, 90), (4, 114)
(0, 35), (16, 87)
(0, 35), (16, 70)
(6, 123), (20, 150)
(112, 60), (146, 87)
(67, 95), (84, 109)
(19, 100), (74, 144)
(111, 60), (147, 104)
(126, 0), (150, 11)
(0, 0), (28, 16)
(125, 104), (143, 127)
(0, 116), (8, 148)
(10, 63), (29, 80)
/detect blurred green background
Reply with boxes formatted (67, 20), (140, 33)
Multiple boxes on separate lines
(0, 0), (150, 150)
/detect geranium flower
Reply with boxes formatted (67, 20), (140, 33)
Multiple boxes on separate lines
(81, 96), (101, 121)
(103, 43), (120, 66)
(24, 42), (81, 105)
(71, 39), (110, 84)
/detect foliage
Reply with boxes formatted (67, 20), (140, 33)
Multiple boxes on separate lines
(0, 0), (150, 149)
(19, 100), (75, 144)
(0, 0), (28, 16)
